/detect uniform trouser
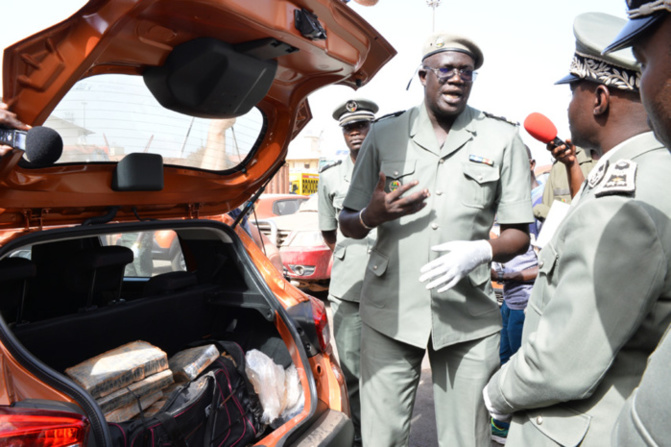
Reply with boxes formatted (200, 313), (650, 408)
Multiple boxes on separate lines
(329, 295), (362, 440)
(360, 322), (499, 447)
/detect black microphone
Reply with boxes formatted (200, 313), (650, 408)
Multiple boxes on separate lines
(0, 126), (63, 167)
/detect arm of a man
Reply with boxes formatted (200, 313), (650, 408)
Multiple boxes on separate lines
(485, 199), (666, 414)
(549, 140), (585, 199)
(491, 224), (530, 263)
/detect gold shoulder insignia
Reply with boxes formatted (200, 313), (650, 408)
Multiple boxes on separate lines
(483, 111), (519, 126)
(319, 159), (342, 173)
(594, 159), (637, 197)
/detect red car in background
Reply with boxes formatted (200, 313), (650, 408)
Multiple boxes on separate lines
(255, 195), (332, 293)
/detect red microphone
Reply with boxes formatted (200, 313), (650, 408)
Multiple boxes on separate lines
(523, 112), (567, 149)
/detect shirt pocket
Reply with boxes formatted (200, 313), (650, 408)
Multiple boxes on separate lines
(529, 244), (559, 313)
(522, 406), (591, 447)
(333, 244), (346, 261)
(381, 160), (416, 193)
(460, 162), (500, 209)
(367, 249), (389, 278)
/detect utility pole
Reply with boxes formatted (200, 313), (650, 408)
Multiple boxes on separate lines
(426, 0), (441, 32)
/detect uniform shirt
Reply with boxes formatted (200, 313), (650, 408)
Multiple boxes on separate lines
(533, 147), (598, 220)
(318, 156), (375, 302)
(343, 103), (533, 349)
(486, 132), (671, 446)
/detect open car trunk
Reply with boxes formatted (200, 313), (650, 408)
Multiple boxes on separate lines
(0, 220), (342, 446)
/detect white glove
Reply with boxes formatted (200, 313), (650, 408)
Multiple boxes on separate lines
(482, 385), (512, 422)
(419, 240), (492, 292)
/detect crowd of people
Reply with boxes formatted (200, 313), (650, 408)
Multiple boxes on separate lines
(318, 1), (671, 446)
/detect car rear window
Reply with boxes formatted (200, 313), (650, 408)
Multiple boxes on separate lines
(44, 74), (265, 171)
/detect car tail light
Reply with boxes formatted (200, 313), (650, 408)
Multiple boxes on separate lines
(309, 295), (331, 352)
(0, 406), (89, 447)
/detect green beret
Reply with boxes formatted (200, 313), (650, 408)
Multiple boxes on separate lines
(332, 99), (379, 126)
(557, 12), (640, 91)
(421, 32), (483, 69)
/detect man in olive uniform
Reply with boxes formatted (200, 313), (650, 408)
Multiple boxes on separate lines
(484, 12), (671, 446)
(339, 32), (533, 447)
(605, 3), (671, 445)
(318, 98), (378, 446)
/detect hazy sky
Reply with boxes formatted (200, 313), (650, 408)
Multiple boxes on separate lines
(2, 0), (630, 165)
(299, 0), (630, 165)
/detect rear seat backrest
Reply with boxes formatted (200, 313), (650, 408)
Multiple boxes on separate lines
(143, 271), (198, 296)
(28, 242), (133, 320)
(65, 246), (134, 309)
(0, 257), (36, 324)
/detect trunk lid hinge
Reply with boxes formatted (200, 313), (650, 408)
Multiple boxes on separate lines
(22, 208), (49, 231)
(188, 203), (201, 219)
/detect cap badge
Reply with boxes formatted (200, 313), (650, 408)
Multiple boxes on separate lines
(346, 101), (358, 113)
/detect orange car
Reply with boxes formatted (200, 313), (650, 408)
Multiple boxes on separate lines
(0, 0), (395, 445)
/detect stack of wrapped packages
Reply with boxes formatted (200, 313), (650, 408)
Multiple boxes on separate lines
(65, 341), (221, 423)
(65, 341), (175, 423)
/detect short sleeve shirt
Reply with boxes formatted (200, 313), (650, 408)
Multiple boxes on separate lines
(343, 103), (534, 349)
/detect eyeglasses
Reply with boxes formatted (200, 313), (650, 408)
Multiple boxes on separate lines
(423, 66), (477, 83)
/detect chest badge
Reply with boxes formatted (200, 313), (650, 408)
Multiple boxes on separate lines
(469, 154), (494, 166)
(389, 180), (401, 192)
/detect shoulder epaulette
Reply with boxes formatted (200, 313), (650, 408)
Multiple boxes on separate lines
(374, 110), (405, 122)
(319, 159), (342, 173)
(483, 111), (519, 127)
(593, 159), (637, 197)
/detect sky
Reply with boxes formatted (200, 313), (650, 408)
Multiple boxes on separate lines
(2, 0), (630, 165)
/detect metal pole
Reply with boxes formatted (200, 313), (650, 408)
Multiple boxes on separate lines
(426, 0), (441, 32)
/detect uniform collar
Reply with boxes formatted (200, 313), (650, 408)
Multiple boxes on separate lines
(411, 102), (476, 157)
(592, 131), (662, 172)
(579, 131), (663, 200)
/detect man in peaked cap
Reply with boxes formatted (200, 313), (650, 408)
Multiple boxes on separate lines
(604, 2), (671, 446)
(483, 12), (671, 446)
(317, 98), (378, 446)
(338, 31), (533, 447)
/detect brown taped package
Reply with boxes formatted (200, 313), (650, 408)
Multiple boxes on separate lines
(96, 369), (174, 413)
(168, 344), (220, 382)
(65, 341), (169, 398)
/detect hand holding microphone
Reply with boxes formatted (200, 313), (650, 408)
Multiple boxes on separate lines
(0, 103), (63, 167)
(524, 112), (576, 167)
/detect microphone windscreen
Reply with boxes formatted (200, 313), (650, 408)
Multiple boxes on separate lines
(24, 126), (63, 167)
(524, 112), (558, 144)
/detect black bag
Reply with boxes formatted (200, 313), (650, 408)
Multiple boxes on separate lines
(109, 341), (264, 447)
